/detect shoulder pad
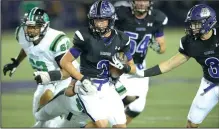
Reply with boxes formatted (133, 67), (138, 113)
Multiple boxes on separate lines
(49, 33), (66, 52)
(15, 26), (22, 41)
(152, 9), (168, 25)
(214, 26), (219, 38)
(115, 29), (130, 45)
(180, 35), (191, 49)
(74, 28), (90, 42)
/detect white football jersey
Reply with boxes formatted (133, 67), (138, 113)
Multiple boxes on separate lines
(16, 26), (71, 71)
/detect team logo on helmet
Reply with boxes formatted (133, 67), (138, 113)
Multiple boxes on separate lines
(200, 8), (211, 17)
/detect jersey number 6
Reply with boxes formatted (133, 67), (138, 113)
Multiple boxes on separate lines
(205, 57), (219, 78)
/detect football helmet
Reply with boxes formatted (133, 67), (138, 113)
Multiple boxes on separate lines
(185, 4), (217, 37)
(131, 0), (153, 15)
(22, 7), (50, 42)
(88, 0), (116, 36)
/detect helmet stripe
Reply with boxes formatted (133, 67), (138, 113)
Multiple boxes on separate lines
(97, 0), (102, 16)
(28, 7), (37, 21)
(32, 7), (38, 21)
(28, 8), (35, 21)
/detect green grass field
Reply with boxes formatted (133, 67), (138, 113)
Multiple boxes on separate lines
(1, 28), (219, 127)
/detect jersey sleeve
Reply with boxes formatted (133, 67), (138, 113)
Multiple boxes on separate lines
(52, 35), (72, 57)
(70, 30), (86, 58)
(154, 10), (168, 38)
(178, 36), (190, 57)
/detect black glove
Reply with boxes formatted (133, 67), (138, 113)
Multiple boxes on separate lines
(3, 58), (19, 77)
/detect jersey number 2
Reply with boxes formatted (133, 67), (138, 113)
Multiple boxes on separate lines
(97, 60), (109, 77)
(205, 57), (219, 78)
(124, 31), (152, 56)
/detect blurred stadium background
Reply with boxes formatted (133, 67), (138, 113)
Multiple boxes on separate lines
(1, 0), (219, 127)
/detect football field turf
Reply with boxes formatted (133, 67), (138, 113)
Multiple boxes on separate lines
(1, 28), (219, 127)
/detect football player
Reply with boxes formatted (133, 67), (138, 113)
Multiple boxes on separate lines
(33, 53), (129, 128)
(114, 0), (168, 124)
(136, 4), (218, 128)
(60, 0), (136, 127)
(2, 7), (77, 127)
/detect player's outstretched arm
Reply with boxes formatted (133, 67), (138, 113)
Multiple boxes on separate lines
(3, 48), (26, 77)
(137, 52), (190, 77)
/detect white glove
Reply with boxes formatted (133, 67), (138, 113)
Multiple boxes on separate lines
(74, 78), (97, 95)
(33, 71), (51, 85)
(135, 67), (145, 78)
(110, 54), (124, 70)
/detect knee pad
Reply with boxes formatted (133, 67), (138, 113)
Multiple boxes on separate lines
(122, 95), (139, 107)
(127, 97), (146, 113)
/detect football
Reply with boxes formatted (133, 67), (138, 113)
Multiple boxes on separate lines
(109, 52), (128, 78)
(109, 65), (124, 78)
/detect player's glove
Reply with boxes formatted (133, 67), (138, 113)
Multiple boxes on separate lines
(74, 76), (97, 95)
(110, 54), (131, 73)
(3, 58), (19, 77)
(148, 37), (160, 53)
(33, 71), (62, 85)
(135, 66), (145, 78)
(33, 71), (51, 85)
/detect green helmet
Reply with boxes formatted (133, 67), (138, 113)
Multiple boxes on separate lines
(22, 7), (50, 42)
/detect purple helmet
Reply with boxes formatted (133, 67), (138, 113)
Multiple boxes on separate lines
(185, 4), (217, 37)
(88, 0), (116, 36)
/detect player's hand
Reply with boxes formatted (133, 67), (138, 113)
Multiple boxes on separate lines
(148, 38), (160, 53)
(75, 76), (97, 95)
(110, 54), (125, 70)
(3, 58), (19, 77)
(33, 71), (51, 85)
(135, 67), (145, 78)
(110, 54), (131, 73)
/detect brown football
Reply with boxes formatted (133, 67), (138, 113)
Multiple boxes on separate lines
(109, 65), (124, 78)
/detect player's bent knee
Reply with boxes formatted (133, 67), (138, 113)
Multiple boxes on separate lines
(187, 120), (199, 128)
(125, 107), (141, 118)
(40, 89), (54, 106)
(122, 95), (139, 107)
